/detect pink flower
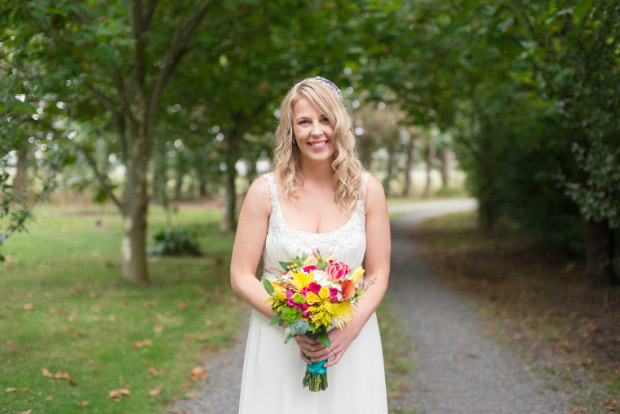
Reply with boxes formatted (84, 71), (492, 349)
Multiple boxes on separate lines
(302, 310), (311, 319)
(327, 262), (350, 281)
(299, 287), (309, 296)
(303, 265), (317, 272)
(308, 282), (322, 294)
(329, 287), (339, 302)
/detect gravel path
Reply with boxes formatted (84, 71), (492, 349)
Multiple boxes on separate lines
(170, 199), (570, 414)
(389, 207), (570, 414)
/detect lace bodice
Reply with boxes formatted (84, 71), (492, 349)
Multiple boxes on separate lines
(261, 172), (370, 279)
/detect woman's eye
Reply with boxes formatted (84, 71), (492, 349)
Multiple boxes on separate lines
(298, 120), (308, 125)
(321, 117), (329, 123)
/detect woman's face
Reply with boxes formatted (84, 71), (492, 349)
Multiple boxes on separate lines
(292, 97), (335, 165)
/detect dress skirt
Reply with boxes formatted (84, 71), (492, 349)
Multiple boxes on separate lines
(238, 309), (388, 414)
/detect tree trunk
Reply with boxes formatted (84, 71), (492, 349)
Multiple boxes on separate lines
(198, 174), (208, 198)
(220, 131), (239, 232)
(402, 135), (416, 197)
(423, 143), (436, 197)
(581, 217), (618, 286)
(121, 129), (151, 286)
(440, 148), (452, 189)
(382, 141), (396, 198)
(12, 146), (28, 196)
(174, 170), (184, 200)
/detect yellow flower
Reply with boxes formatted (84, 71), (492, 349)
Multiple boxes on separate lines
(318, 286), (330, 300)
(291, 272), (314, 290)
(306, 291), (319, 305)
(350, 267), (365, 285)
(274, 284), (287, 301)
(302, 255), (315, 266)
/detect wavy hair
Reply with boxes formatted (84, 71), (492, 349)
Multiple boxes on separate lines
(273, 77), (365, 214)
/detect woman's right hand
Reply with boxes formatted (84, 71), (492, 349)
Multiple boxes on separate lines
(294, 335), (325, 364)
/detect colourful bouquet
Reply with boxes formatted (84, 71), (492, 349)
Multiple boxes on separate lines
(262, 249), (369, 392)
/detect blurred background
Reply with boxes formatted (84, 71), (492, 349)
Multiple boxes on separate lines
(1, 1), (618, 413)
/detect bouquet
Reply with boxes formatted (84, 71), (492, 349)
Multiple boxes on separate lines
(262, 249), (369, 392)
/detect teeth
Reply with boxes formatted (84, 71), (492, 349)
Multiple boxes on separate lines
(309, 141), (326, 147)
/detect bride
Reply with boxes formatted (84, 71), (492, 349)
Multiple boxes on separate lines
(230, 76), (390, 413)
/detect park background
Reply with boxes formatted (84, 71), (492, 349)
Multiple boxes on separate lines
(1, 1), (618, 413)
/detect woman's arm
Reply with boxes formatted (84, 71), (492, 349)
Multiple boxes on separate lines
(304, 175), (391, 367)
(230, 177), (273, 318)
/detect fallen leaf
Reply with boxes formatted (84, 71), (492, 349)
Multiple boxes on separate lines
(6, 388), (17, 392)
(108, 388), (131, 400)
(45, 396), (53, 400)
(185, 390), (201, 398)
(148, 385), (162, 396)
(77, 401), (89, 407)
(23, 303), (34, 310)
(42, 368), (54, 377)
(18, 410), (31, 414)
(148, 368), (166, 376)
(108, 315), (116, 322)
(133, 339), (153, 349)
(54, 371), (71, 379)
(223, 359), (232, 365)
(177, 301), (188, 310)
(188, 366), (208, 381)
(21, 387), (30, 392)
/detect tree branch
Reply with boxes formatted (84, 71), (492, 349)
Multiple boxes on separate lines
(84, 81), (128, 155)
(142, 0), (158, 31)
(147, 0), (217, 124)
(74, 143), (125, 213)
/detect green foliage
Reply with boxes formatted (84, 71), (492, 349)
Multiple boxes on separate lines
(148, 228), (201, 257)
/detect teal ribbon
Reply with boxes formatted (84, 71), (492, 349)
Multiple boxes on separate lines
(307, 358), (327, 375)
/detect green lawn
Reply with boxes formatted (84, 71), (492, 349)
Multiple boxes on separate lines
(0, 204), (244, 414)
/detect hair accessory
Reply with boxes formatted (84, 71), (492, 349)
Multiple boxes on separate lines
(295, 76), (343, 101)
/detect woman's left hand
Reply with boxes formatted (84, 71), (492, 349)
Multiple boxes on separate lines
(320, 324), (360, 367)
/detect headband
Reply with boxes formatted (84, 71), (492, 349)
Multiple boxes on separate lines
(295, 76), (343, 102)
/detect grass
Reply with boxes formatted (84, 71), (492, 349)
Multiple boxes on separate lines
(415, 211), (620, 414)
(377, 297), (417, 414)
(0, 204), (245, 414)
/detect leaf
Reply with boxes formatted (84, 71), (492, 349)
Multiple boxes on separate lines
(133, 339), (153, 349)
(77, 401), (89, 407)
(269, 311), (281, 326)
(108, 388), (131, 400)
(42, 368), (53, 377)
(187, 366), (208, 381)
(23, 303), (33, 310)
(316, 332), (331, 348)
(6, 388), (17, 392)
(262, 278), (274, 295)
(279, 261), (289, 271)
(148, 386), (162, 396)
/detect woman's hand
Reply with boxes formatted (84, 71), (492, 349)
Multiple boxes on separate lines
(323, 325), (360, 367)
(294, 335), (324, 364)
(294, 324), (361, 366)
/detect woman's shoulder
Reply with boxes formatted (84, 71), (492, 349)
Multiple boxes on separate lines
(243, 175), (272, 215)
(363, 173), (387, 214)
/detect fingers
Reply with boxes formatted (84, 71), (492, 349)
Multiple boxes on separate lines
(299, 349), (312, 364)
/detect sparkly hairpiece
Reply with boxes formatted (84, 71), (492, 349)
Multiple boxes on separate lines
(294, 76), (343, 102)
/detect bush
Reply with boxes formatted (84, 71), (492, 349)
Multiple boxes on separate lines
(148, 228), (201, 256)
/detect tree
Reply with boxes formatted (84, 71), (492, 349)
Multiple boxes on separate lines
(4, 0), (265, 285)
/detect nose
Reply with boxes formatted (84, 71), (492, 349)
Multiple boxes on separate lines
(311, 121), (323, 136)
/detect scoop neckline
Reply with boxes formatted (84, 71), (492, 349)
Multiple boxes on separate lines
(267, 174), (358, 236)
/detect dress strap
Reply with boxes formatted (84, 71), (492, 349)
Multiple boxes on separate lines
(262, 172), (279, 209)
(358, 171), (371, 213)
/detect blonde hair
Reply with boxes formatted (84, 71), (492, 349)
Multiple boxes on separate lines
(273, 77), (365, 214)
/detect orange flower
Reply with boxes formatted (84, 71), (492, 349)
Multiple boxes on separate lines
(340, 281), (355, 301)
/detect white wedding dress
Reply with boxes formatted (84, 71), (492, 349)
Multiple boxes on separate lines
(238, 172), (388, 414)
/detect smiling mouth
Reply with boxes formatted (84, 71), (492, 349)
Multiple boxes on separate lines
(308, 141), (328, 148)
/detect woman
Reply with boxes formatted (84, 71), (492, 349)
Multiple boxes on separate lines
(231, 76), (390, 413)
